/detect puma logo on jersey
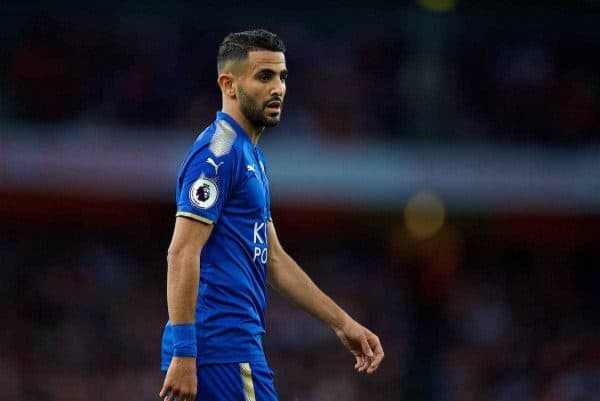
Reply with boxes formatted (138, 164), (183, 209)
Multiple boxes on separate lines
(247, 164), (256, 173)
(206, 157), (224, 175)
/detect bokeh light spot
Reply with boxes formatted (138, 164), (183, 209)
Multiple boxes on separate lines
(417, 0), (458, 13)
(404, 191), (446, 239)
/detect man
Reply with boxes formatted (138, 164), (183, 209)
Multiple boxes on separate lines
(159, 29), (384, 401)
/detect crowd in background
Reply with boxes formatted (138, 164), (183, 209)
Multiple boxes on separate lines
(1, 7), (599, 145)
(2, 2), (598, 401)
(1, 218), (597, 401)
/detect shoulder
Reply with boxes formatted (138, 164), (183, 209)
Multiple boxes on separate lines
(186, 120), (245, 168)
(207, 119), (240, 158)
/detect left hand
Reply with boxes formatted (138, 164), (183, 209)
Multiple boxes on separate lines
(334, 318), (384, 374)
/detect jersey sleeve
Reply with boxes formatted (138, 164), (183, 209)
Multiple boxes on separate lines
(175, 146), (239, 224)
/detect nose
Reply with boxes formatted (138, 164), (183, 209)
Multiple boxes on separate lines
(270, 78), (284, 98)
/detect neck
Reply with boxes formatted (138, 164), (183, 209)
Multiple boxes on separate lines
(221, 105), (263, 146)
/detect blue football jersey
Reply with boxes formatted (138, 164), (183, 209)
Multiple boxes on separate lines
(161, 112), (272, 368)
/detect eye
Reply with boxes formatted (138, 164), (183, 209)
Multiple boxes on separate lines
(258, 73), (271, 82)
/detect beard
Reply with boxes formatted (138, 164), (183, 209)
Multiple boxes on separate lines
(237, 86), (282, 128)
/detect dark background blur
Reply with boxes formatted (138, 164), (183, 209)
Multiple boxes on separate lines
(1, 1), (599, 400)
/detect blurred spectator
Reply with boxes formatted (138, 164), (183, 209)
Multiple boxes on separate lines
(2, 6), (599, 145)
(2, 214), (598, 400)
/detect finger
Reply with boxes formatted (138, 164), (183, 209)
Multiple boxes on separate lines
(180, 390), (195, 401)
(354, 355), (361, 369)
(367, 355), (381, 373)
(356, 354), (364, 369)
(165, 389), (178, 401)
(367, 364), (378, 374)
(360, 336), (374, 358)
(159, 382), (170, 398)
(364, 360), (372, 372)
(357, 353), (370, 372)
(359, 355), (367, 370)
(368, 347), (384, 373)
(366, 337), (384, 374)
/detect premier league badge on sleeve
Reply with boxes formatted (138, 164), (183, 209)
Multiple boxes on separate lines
(189, 176), (218, 209)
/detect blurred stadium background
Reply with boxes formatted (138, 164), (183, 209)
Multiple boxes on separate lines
(1, 1), (599, 400)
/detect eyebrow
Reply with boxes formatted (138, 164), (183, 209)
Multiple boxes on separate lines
(254, 68), (288, 76)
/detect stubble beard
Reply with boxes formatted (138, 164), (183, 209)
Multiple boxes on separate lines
(237, 86), (281, 129)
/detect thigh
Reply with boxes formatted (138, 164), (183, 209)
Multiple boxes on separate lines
(196, 362), (279, 401)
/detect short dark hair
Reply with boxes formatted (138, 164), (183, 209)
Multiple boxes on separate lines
(217, 29), (286, 73)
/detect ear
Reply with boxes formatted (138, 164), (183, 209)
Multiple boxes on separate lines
(217, 73), (236, 98)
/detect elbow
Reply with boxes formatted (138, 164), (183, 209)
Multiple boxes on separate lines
(267, 249), (287, 285)
(166, 246), (181, 265)
(267, 249), (282, 271)
(167, 245), (200, 268)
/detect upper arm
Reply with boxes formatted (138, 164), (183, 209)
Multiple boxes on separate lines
(176, 141), (239, 225)
(168, 216), (214, 258)
(267, 221), (288, 284)
(267, 221), (284, 261)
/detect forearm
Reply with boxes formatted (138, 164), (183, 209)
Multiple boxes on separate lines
(268, 251), (349, 331)
(166, 250), (200, 324)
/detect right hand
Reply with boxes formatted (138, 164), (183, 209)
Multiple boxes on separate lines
(159, 357), (197, 401)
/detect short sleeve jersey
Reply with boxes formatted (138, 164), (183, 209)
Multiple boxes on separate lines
(161, 112), (272, 368)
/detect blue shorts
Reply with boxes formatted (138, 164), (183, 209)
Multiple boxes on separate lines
(164, 361), (279, 401)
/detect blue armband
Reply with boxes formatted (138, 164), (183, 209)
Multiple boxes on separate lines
(171, 323), (197, 357)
